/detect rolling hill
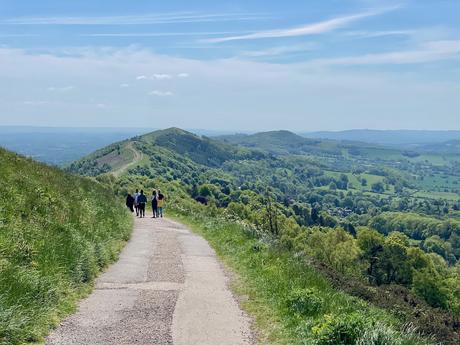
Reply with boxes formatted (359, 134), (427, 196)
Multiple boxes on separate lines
(67, 127), (460, 344)
(303, 129), (460, 147)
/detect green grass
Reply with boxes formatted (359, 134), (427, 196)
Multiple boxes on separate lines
(169, 208), (433, 345)
(0, 148), (132, 345)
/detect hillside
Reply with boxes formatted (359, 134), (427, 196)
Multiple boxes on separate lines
(69, 127), (460, 344)
(0, 148), (131, 345)
(303, 129), (460, 147)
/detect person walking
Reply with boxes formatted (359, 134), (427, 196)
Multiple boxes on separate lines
(134, 189), (140, 217)
(137, 190), (147, 218)
(126, 192), (135, 213)
(157, 190), (165, 218)
(151, 190), (158, 218)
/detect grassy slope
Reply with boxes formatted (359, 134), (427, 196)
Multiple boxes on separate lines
(0, 148), (132, 345)
(167, 202), (432, 345)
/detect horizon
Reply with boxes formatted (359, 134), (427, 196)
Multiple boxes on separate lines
(1, 1), (460, 130)
(1, 125), (460, 133)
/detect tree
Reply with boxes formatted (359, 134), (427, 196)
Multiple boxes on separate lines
(371, 182), (385, 194)
(412, 268), (449, 309)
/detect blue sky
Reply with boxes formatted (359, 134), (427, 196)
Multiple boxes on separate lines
(0, 0), (459, 130)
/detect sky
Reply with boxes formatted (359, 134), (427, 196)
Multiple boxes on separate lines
(0, 0), (459, 131)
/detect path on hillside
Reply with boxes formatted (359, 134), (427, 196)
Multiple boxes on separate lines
(113, 143), (143, 177)
(46, 217), (254, 345)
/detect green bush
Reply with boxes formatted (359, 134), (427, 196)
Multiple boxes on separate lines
(313, 313), (367, 345)
(286, 288), (323, 316)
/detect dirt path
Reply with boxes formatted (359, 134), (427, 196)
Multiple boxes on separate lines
(113, 142), (143, 177)
(46, 217), (254, 345)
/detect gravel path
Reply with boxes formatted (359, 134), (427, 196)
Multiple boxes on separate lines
(46, 217), (254, 345)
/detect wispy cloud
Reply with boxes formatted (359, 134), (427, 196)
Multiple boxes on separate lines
(1, 12), (266, 25)
(310, 40), (460, 66)
(149, 90), (173, 97)
(152, 73), (172, 80)
(82, 31), (250, 37)
(343, 30), (415, 39)
(204, 6), (400, 43)
(177, 73), (189, 78)
(47, 86), (74, 92)
(240, 44), (317, 58)
(136, 75), (147, 80)
(120, 83), (130, 88)
(23, 100), (50, 105)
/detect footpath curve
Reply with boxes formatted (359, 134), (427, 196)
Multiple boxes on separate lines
(112, 143), (143, 177)
(46, 217), (254, 345)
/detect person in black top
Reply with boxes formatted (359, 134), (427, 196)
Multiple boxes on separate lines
(126, 193), (135, 212)
(137, 190), (147, 218)
(151, 190), (158, 218)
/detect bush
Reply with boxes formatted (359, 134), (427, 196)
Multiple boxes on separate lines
(286, 288), (323, 316)
(313, 313), (367, 345)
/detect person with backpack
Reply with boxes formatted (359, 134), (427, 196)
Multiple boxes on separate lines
(134, 189), (140, 216)
(157, 190), (165, 218)
(151, 190), (158, 218)
(126, 192), (135, 213)
(137, 190), (147, 218)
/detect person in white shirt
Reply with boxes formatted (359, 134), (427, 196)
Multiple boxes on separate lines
(134, 189), (140, 217)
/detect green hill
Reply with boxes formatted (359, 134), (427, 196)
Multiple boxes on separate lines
(0, 147), (131, 345)
(68, 127), (460, 344)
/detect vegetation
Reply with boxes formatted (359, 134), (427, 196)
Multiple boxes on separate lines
(70, 128), (460, 344)
(0, 148), (131, 345)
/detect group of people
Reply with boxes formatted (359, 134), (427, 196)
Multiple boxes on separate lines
(126, 189), (165, 218)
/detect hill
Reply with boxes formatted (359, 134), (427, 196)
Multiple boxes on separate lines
(303, 129), (460, 147)
(69, 127), (460, 344)
(0, 147), (131, 345)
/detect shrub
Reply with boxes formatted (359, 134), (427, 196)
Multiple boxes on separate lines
(313, 313), (367, 345)
(286, 288), (323, 316)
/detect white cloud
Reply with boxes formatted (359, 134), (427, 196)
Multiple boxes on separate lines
(241, 44), (317, 58)
(47, 85), (74, 92)
(204, 6), (400, 43)
(343, 30), (415, 39)
(310, 40), (460, 66)
(1, 45), (460, 130)
(82, 31), (250, 38)
(152, 73), (172, 80)
(136, 75), (147, 80)
(149, 90), (173, 97)
(120, 83), (130, 88)
(177, 73), (190, 78)
(23, 100), (50, 105)
(2, 12), (266, 25)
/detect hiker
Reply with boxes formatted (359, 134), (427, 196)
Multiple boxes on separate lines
(157, 190), (165, 218)
(151, 190), (158, 218)
(134, 189), (140, 216)
(126, 192), (134, 212)
(137, 189), (147, 218)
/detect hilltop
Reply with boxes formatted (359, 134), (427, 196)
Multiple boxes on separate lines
(68, 127), (460, 344)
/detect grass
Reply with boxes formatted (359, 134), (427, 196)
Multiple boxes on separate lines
(0, 148), (132, 345)
(169, 208), (433, 345)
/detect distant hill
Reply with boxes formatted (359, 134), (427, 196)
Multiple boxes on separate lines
(216, 130), (346, 156)
(0, 126), (152, 166)
(303, 129), (460, 147)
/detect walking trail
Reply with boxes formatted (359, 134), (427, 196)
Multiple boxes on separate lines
(113, 142), (143, 177)
(46, 217), (254, 345)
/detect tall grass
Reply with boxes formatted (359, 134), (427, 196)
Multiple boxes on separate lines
(0, 148), (132, 344)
